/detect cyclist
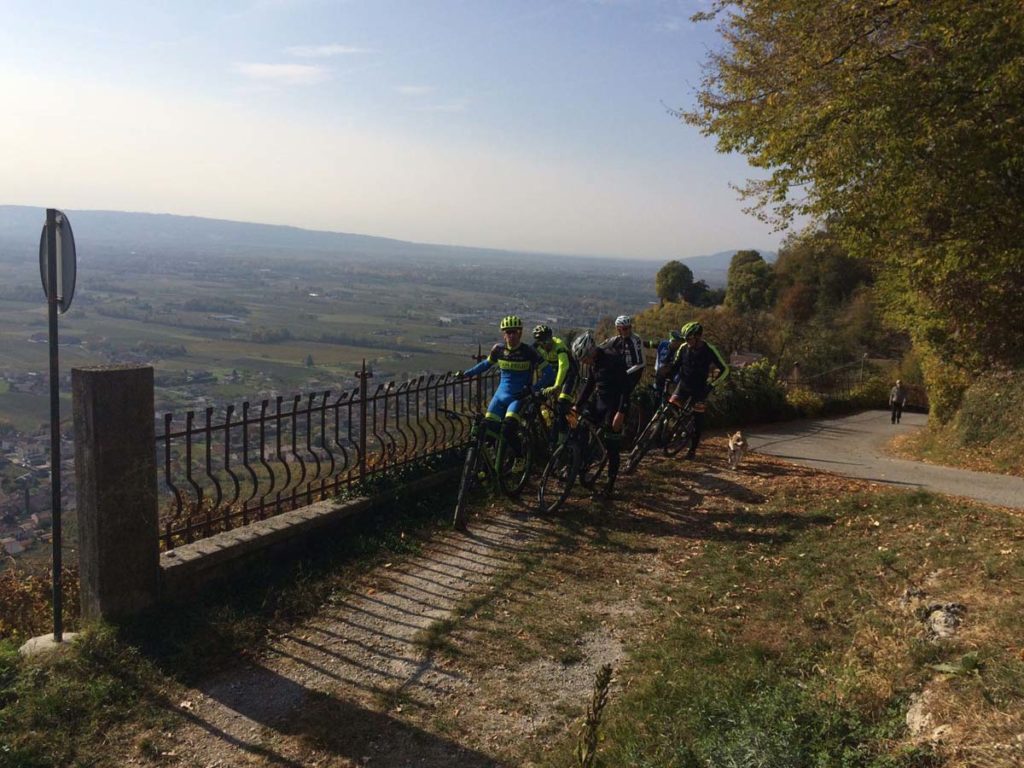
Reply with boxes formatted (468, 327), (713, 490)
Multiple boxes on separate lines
(654, 329), (685, 396)
(571, 330), (629, 500)
(458, 314), (544, 452)
(666, 321), (730, 460)
(602, 315), (645, 394)
(532, 324), (578, 443)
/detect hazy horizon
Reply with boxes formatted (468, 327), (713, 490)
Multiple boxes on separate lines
(0, 204), (774, 274)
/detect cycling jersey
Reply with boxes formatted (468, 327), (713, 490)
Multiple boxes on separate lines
(534, 335), (578, 402)
(603, 333), (645, 371)
(464, 341), (543, 422)
(603, 333), (645, 392)
(575, 347), (629, 416)
(654, 340), (679, 375)
(668, 339), (730, 400)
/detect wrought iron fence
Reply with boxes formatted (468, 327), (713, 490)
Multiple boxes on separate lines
(799, 360), (865, 400)
(156, 361), (497, 551)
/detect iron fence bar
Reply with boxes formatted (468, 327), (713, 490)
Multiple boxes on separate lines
(275, 396), (289, 516)
(241, 401), (257, 523)
(304, 392), (318, 505)
(204, 407), (223, 523)
(319, 390), (333, 500)
(290, 394), (305, 510)
(224, 404), (240, 521)
(257, 400), (274, 519)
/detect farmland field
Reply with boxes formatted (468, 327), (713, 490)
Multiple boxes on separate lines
(0, 243), (657, 430)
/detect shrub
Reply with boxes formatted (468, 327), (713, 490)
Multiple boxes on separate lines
(707, 359), (793, 427)
(785, 386), (825, 417)
(0, 566), (80, 643)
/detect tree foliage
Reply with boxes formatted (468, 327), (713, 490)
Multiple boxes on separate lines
(685, 0), (1024, 403)
(655, 260), (719, 306)
(725, 250), (776, 312)
(655, 260), (695, 303)
(774, 229), (872, 323)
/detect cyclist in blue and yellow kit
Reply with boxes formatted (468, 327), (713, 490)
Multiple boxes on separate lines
(459, 315), (544, 447)
(532, 324), (578, 443)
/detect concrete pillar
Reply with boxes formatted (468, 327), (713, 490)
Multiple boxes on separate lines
(73, 365), (158, 620)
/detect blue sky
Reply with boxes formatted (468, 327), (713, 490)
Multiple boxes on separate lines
(0, 0), (781, 259)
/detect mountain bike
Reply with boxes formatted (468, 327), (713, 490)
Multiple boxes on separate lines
(537, 410), (609, 514)
(624, 396), (694, 475)
(443, 388), (546, 529)
(442, 410), (499, 530)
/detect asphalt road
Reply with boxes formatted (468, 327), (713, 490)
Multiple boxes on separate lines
(745, 410), (1024, 510)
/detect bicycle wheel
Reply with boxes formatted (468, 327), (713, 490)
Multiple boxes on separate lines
(663, 411), (695, 457)
(496, 426), (534, 497)
(538, 443), (579, 514)
(624, 410), (661, 475)
(454, 444), (484, 529)
(578, 421), (608, 489)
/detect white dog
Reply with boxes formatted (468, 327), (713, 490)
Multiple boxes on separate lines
(727, 431), (749, 470)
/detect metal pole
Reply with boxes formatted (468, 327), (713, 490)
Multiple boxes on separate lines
(45, 209), (63, 643)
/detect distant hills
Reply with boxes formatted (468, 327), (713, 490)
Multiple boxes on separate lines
(0, 205), (773, 285)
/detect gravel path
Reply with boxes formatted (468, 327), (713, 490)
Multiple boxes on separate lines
(745, 410), (1024, 509)
(153, 510), (564, 768)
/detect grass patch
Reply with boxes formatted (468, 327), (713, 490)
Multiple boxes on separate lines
(533, 485), (1024, 767)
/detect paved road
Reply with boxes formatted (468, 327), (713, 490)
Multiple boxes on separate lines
(745, 410), (1024, 510)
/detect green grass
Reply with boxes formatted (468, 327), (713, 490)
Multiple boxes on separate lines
(534, 488), (1024, 767)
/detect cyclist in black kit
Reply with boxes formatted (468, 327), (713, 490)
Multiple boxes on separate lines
(666, 321), (730, 460)
(571, 330), (629, 500)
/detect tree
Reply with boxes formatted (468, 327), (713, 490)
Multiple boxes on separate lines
(304, 354), (314, 367)
(685, 0), (1024, 413)
(774, 228), (872, 322)
(655, 260), (695, 303)
(725, 250), (776, 312)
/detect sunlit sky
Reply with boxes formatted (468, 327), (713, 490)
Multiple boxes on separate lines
(0, 0), (780, 260)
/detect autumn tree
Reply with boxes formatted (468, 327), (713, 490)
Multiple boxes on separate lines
(685, 0), (1024, 416)
(774, 228), (872, 324)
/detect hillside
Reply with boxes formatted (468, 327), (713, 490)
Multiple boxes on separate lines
(0, 205), (770, 285)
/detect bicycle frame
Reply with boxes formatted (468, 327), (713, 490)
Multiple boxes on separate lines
(624, 396), (693, 474)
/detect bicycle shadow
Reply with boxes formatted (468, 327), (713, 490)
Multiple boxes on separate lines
(546, 451), (834, 549)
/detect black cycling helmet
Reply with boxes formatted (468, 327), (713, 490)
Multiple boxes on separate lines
(533, 324), (553, 342)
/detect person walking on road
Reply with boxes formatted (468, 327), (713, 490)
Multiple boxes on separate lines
(889, 379), (907, 424)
